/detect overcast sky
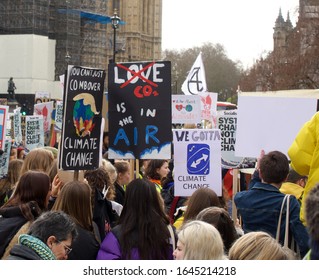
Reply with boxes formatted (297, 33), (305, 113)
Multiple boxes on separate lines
(162, 0), (299, 68)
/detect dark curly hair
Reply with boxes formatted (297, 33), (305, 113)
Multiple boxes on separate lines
(84, 167), (115, 208)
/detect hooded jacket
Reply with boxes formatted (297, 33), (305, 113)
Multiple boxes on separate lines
(7, 244), (43, 260)
(0, 206), (28, 258)
(288, 111), (319, 223)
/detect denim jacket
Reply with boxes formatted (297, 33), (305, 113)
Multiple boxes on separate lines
(234, 175), (309, 257)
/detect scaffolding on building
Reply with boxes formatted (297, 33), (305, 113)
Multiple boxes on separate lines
(0, 0), (111, 80)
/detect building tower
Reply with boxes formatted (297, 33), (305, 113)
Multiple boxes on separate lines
(273, 8), (293, 54)
(108, 0), (162, 63)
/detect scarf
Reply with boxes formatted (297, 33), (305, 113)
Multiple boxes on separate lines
(19, 234), (56, 260)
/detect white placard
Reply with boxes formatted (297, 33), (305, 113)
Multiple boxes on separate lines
(235, 95), (317, 158)
(173, 129), (222, 197)
(172, 95), (201, 124)
(199, 92), (218, 122)
(54, 100), (63, 132)
(0, 105), (9, 150)
(13, 107), (22, 143)
(217, 109), (244, 168)
(34, 101), (54, 133)
(25, 115), (44, 150)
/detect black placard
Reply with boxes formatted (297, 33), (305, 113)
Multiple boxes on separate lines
(108, 61), (172, 159)
(59, 65), (106, 170)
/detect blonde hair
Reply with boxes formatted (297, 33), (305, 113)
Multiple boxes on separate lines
(178, 220), (227, 260)
(42, 146), (59, 159)
(6, 159), (23, 186)
(114, 160), (131, 185)
(183, 123), (197, 129)
(20, 148), (54, 176)
(228, 231), (293, 260)
(0, 159), (23, 200)
(101, 159), (117, 184)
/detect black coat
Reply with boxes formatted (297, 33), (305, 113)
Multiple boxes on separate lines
(7, 244), (42, 260)
(92, 189), (119, 240)
(67, 224), (100, 260)
(0, 206), (28, 258)
(114, 182), (125, 206)
(161, 180), (187, 222)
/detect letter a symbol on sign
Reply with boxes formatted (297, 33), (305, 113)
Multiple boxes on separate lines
(181, 52), (207, 95)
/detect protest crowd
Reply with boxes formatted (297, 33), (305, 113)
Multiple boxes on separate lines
(0, 61), (318, 261)
(0, 109), (319, 260)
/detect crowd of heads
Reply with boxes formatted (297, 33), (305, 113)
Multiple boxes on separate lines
(0, 143), (317, 261)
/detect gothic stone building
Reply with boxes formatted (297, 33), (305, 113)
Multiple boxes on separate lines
(240, 0), (319, 91)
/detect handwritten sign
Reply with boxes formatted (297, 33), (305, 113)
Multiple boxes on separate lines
(199, 92), (218, 122)
(0, 106), (9, 150)
(108, 61), (172, 159)
(34, 101), (54, 133)
(13, 108), (22, 144)
(59, 65), (106, 170)
(25, 115), (44, 150)
(173, 129), (222, 196)
(54, 100), (63, 132)
(172, 95), (201, 124)
(35, 91), (50, 99)
(0, 140), (11, 177)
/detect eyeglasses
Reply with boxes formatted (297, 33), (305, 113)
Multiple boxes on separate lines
(57, 240), (72, 255)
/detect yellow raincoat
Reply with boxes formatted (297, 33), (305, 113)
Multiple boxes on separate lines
(288, 112), (319, 224)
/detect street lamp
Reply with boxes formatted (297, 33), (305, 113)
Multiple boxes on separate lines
(111, 8), (121, 63)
